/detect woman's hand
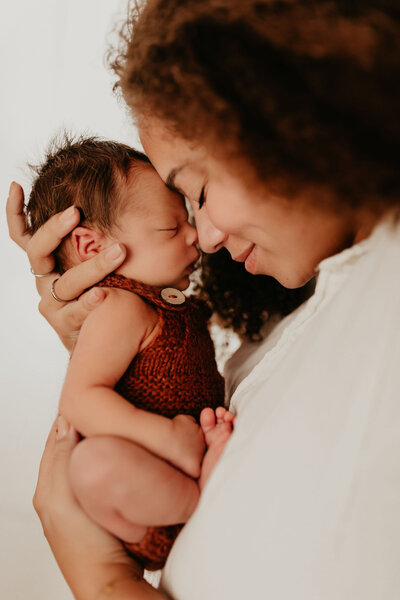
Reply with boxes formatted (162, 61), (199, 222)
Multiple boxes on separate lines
(6, 182), (126, 352)
(34, 416), (166, 600)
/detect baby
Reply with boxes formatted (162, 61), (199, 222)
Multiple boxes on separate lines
(25, 135), (234, 570)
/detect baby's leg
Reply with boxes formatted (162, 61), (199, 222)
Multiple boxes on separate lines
(69, 436), (200, 543)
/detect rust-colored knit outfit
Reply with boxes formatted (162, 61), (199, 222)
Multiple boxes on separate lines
(97, 273), (225, 570)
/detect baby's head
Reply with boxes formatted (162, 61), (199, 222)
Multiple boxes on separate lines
(25, 135), (199, 289)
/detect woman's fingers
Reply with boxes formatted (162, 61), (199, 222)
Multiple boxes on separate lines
(6, 182), (31, 250)
(33, 417), (79, 517)
(33, 419), (58, 515)
(50, 417), (80, 499)
(36, 287), (107, 351)
(31, 247), (125, 352)
(7, 179), (126, 300)
(27, 206), (81, 276)
(57, 288), (108, 347)
(7, 181), (126, 352)
(46, 244), (126, 302)
(59, 288), (108, 330)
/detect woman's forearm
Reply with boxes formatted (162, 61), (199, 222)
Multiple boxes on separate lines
(94, 572), (167, 600)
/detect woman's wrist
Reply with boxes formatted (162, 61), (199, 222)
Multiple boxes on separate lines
(46, 520), (155, 600)
(94, 567), (165, 600)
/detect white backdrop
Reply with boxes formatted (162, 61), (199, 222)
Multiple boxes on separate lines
(0, 2), (138, 597)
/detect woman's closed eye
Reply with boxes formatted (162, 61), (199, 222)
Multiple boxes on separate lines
(198, 187), (206, 209)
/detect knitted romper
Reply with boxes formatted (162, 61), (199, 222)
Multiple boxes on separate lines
(97, 273), (225, 570)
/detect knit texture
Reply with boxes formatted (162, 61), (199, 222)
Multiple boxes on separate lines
(97, 273), (225, 569)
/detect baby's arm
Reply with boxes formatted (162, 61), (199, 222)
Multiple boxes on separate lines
(59, 289), (204, 478)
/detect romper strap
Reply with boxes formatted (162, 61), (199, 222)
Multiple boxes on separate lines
(97, 273), (187, 312)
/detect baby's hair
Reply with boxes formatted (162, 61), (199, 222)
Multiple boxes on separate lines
(25, 133), (150, 273)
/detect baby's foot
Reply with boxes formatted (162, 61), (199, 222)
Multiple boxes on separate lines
(199, 407), (235, 490)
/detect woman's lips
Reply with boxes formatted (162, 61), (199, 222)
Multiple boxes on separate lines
(233, 244), (255, 263)
(185, 263), (196, 274)
(244, 245), (257, 274)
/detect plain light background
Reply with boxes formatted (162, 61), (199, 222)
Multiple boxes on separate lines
(0, 2), (139, 597)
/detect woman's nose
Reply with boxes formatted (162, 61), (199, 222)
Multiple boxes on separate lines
(195, 211), (228, 253)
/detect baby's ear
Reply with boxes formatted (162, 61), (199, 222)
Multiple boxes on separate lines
(70, 226), (109, 262)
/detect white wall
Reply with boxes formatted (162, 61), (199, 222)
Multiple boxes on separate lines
(0, 2), (138, 597)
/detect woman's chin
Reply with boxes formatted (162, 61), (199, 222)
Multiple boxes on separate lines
(275, 270), (315, 289)
(247, 261), (314, 289)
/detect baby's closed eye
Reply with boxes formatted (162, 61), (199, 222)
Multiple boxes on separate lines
(157, 226), (179, 237)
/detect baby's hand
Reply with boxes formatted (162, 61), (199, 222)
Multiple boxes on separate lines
(171, 414), (206, 479)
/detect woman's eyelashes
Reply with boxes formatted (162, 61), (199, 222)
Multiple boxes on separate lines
(182, 187), (206, 211)
(198, 187), (206, 209)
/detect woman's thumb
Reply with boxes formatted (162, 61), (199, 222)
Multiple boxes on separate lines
(56, 415), (79, 445)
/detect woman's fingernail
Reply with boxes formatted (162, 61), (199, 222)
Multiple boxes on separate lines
(56, 415), (70, 439)
(9, 181), (16, 195)
(105, 244), (123, 262)
(60, 206), (77, 224)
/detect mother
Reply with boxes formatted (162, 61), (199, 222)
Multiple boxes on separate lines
(7, 1), (400, 598)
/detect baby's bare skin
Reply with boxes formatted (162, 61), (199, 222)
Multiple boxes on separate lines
(199, 407), (235, 491)
(70, 407), (235, 547)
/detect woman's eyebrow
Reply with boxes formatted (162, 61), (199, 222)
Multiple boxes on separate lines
(166, 165), (187, 193)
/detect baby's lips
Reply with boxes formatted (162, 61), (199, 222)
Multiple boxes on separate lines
(190, 258), (201, 272)
(192, 251), (201, 268)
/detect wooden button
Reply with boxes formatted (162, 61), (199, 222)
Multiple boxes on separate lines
(160, 288), (186, 305)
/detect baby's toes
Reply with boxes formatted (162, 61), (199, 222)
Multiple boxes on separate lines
(200, 407), (216, 435)
(223, 411), (236, 425)
(215, 406), (227, 424)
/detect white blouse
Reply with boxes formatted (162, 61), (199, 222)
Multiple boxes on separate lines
(161, 217), (400, 600)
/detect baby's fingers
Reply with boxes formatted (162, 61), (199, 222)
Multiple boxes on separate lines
(6, 182), (31, 250)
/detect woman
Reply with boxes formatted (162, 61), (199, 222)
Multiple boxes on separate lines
(7, 1), (400, 598)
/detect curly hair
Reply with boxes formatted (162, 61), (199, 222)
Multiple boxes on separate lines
(197, 249), (314, 340)
(108, 0), (400, 338)
(110, 0), (400, 212)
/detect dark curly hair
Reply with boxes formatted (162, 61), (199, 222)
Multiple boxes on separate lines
(197, 249), (315, 340)
(110, 0), (400, 211)
(108, 0), (400, 338)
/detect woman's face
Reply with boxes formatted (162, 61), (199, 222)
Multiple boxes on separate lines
(140, 121), (363, 289)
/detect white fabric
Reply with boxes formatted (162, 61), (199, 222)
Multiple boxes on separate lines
(161, 217), (400, 600)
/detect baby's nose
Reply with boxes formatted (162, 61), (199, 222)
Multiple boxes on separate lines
(186, 222), (198, 245)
